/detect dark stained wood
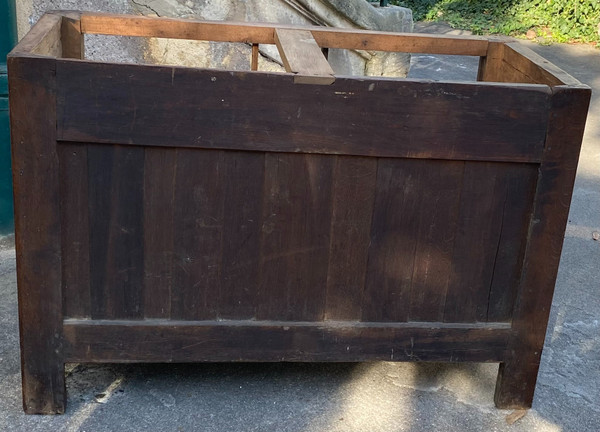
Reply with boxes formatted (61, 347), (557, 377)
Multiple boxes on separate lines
(170, 149), (224, 320)
(219, 151), (264, 319)
(443, 162), (507, 323)
(325, 157), (377, 321)
(8, 55), (65, 414)
(362, 159), (423, 322)
(257, 153), (334, 321)
(59, 143), (91, 318)
(63, 319), (511, 363)
(486, 164), (538, 322)
(494, 85), (591, 409)
(143, 148), (176, 319)
(88, 145), (145, 320)
(87, 145), (111, 319)
(56, 60), (552, 163)
(408, 161), (463, 322)
(11, 15), (591, 414)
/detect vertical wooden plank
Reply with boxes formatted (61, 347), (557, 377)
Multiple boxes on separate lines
(257, 153), (334, 321)
(362, 159), (422, 322)
(170, 149), (224, 320)
(325, 156), (377, 320)
(408, 161), (463, 322)
(87, 145), (112, 319)
(478, 41), (505, 82)
(59, 143), (91, 318)
(8, 55), (65, 413)
(219, 151), (264, 319)
(60, 14), (84, 59)
(88, 145), (145, 319)
(487, 164), (538, 322)
(251, 43), (259, 71)
(476, 55), (487, 81)
(16, 13), (63, 57)
(495, 85), (591, 409)
(143, 148), (176, 318)
(443, 162), (505, 323)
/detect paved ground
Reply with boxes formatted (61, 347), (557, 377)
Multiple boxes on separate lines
(0, 23), (599, 432)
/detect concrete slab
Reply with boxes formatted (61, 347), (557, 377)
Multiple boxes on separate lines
(1, 22), (599, 432)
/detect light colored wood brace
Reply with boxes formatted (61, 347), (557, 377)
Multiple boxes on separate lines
(274, 28), (335, 85)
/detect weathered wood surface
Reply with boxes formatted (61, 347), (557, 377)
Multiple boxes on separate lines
(59, 15), (84, 59)
(8, 55), (65, 414)
(478, 40), (581, 87)
(59, 144), (537, 325)
(10, 12), (592, 414)
(79, 12), (490, 56)
(274, 28), (335, 85)
(494, 85), (591, 409)
(11, 13), (62, 57)
(56, 60), (551, 163)
(59, 143), (90, 319)
(63, 319), (512, 363)
(251, 43), (259, 71)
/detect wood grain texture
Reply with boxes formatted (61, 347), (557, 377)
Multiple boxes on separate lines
(479, 41), (579, 87)
(143, 148), (176, 319)
(440, 162), (537, 323)
(59, 143), (91, 318)
(494, 85), (591, 409)
(219, 152), (264, 319)
(12, 16), (590, 413)
(325, 157), (377, 320)
(502, 43), (580, 86)
(170, 149), (224, 320)
(10, 13), (62, 57)
(362, 159), (424, 322)
(251, 43), (259, 71)
(56, 60), (551, 163)
(88, 145), (145, 320)
(8, 55), (65, 414)
(443, 162), (507, 323)
(60, 15), (84, 59)
(407, 162), (463, 322)
(275, 28), (335, 85)
(257, 153), (334, 321)
(486, 164), (538, 322)
(362, 160), (463, 322)
(63, 319), (511, 363)
(79, 12), (489, 56)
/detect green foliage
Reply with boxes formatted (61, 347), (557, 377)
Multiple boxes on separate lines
(389, 0), (600, 44)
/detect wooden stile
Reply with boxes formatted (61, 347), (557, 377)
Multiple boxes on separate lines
(8, 11), (590, 414)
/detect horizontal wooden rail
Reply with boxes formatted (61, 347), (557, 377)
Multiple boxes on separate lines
(11, 11), (584, 89)
(79, 12), (489, 56)
(63, 319), (512, 363)
(502, 42), (581, 86)
(478, 41), (583, 87)
(55, 60), (552, 163)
